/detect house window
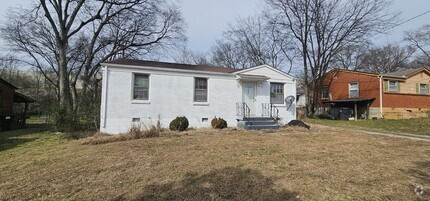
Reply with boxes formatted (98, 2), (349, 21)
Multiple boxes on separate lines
(349, 82), (359, 98)
(419, 83), (429, 95)
(194, 78), (208, 102)
(388, 80), (399, 92)
(321, 86), (329, 99)
(270, 83), (284, 104)
(133, 74), (149, 100)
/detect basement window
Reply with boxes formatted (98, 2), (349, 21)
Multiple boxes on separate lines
(132, 118), (140, 123)
(202, 118), (208, 122)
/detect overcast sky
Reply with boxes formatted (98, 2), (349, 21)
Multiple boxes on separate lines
(0, 0), (429, 54)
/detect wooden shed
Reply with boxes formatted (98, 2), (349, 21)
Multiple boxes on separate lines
(0, 78), (35, 131)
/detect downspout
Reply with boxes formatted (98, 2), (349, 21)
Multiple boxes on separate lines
(102, 65), (109, 128)
(379, 75), (383, 119)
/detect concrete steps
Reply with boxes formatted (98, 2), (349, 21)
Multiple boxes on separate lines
(237, 117), (280, 130)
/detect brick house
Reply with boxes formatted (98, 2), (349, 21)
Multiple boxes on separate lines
(320, 68), (430, 119)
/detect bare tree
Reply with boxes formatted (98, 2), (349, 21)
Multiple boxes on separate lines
(173, 48), (210, 65)
(1, 0), (185, 128)
(266, 0), (398, 115)
(211, 40), (248, 68)
(360, 44), (414, 73)
(210, 16), (296, 72)
(333, 43), (370, 71)
(405, 24), (430, 70)
(409, 54), (430, 70)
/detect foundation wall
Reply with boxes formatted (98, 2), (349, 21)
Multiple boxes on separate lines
(382, 107), (430, 119)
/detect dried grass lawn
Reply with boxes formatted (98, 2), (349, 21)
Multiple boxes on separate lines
(0, 123), (429, 200)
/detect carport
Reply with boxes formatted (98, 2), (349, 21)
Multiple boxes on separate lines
(322, 98), (375, 120)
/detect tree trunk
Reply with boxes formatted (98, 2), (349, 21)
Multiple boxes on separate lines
(58, 43), (72, 113)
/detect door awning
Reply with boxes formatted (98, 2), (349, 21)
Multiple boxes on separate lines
(236, 74), (270, 82)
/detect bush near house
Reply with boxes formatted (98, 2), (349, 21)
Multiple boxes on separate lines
(169, 116), (189, 131)
(211, 117), (228, 129)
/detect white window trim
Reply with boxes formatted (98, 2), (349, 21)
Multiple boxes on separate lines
(388, 80), (398, 92)
(270, 82), (285, 105)
(419, 83), (429, 95)
(193, 77), (209, 104)
(321, 85), (329, 99)
(131, 73), (150, 104)
(349, 82), (359, 98)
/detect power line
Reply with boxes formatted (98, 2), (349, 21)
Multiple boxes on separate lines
(373, 9), (430, 44)
(392, 9), (430, 29)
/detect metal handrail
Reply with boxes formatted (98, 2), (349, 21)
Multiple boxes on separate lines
(262, 103), (279, 120)
(270, 104), (279, 120)
(236, 102), (250, 118)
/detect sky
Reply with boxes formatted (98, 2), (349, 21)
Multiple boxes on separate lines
(0, 0), (429, 55)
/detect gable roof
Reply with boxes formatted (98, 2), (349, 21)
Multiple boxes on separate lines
(104, 58), (241, 74)
(234, 64), (295, 80)
(380, 68), (430, 78)
(0, 78), (18, 89)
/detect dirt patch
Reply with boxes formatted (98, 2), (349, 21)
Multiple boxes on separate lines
(286, 120), (310, 129)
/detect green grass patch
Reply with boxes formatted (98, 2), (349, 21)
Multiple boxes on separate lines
(305, 118), (430, 136)
(0, 123), (64, 153)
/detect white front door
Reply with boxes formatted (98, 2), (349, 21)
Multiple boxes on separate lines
(243, 82), (256, 116)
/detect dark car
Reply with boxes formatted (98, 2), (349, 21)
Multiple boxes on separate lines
(319, 107), (353, 120)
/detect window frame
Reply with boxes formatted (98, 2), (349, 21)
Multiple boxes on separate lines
(321, 85), (329, 99)
(388, 80), (399, 92)
(194, 77), (208, 103)
(270, 83), (285, 104)
(419, 83), (429, 95)
(349, 82), (359, 98)
(132, 73), (150, 101)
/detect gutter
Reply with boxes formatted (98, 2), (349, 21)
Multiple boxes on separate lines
(379, 75), (383, 119)
(102, 65), (109, 128)
(101, 63), (236, 76)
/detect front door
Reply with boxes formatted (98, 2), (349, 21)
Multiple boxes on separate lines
(242, 82), (256, 116)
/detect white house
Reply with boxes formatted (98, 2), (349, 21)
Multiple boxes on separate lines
(100, 59), (296, 134)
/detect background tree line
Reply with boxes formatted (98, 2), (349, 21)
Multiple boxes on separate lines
(0, 0), (186, 131)
(2, 0), (430, 128)
(177, 0), (430, 116)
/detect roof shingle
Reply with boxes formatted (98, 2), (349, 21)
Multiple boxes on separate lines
(380, 68), (429, 78)
(105, 58), (241, 74)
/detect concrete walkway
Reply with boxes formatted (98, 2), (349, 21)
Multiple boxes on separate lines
(358, 130), (430, 142)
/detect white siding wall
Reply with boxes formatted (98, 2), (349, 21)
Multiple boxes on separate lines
(101, 65), (296, 134)
(101, 67), (241, 134)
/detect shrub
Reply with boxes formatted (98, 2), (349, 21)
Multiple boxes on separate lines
(82, 121), (162, 145)
(169, 116), (189, 131)
(211, 117), (228, 129)
(129, 122), (161, 139)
